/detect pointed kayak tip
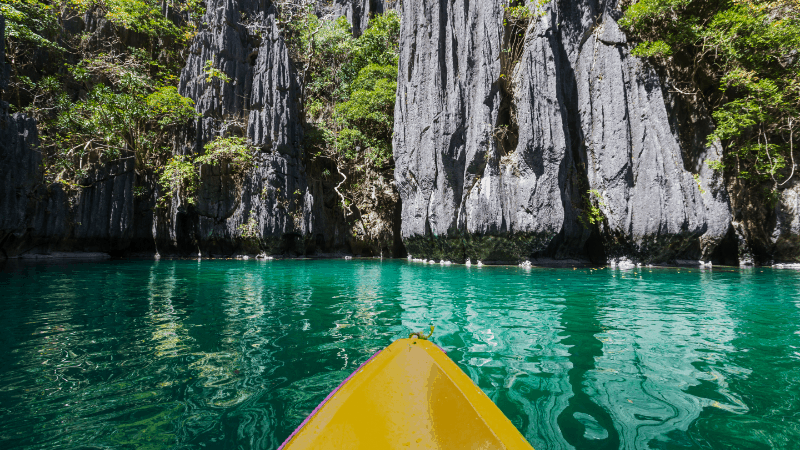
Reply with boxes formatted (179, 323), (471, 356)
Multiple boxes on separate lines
(279, 337), (534, 450)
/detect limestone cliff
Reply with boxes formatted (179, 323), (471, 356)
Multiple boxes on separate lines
(0, 4), (304, 258)
(2, 0), (799, 264)
(1, 15), (137, 257)
(0, 1), (384, 258)
(393, 0), (743, 265)
(169, 0), (313, 255)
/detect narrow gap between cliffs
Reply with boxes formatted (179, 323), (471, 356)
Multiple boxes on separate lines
(495, 0), (530, 158)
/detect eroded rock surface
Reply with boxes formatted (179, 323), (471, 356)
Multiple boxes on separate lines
(1, 14), (136, 257)
(393, 0), (584, 263)
(331, 0), (392, 36)
(574, 10), (732, 263)
(772, 183), (800, 262)
(175, 0), (313, 255)
(394, 0), (735, 264)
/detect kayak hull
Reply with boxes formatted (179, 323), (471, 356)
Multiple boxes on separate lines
(279, 338), (534, 450)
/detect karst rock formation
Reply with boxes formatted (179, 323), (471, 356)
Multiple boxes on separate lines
(2, 1), (799, 265)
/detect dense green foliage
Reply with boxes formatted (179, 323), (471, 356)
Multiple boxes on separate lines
(53, 75), (196, 174)
(282, 9), (400, 231)
(289, 11), (399, 167)
(620, 0), (800, 191)
(2, 0), (202, 184)
(158, 155), (197, 206)
(196, 136), (253, 170)
(1, 0), (62, 49)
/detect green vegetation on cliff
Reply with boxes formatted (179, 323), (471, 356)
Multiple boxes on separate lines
(621, 0), (800, 193)
(1, 0), (401, 235)
(280, 8), (401, 244)
(1, 0), (201, 185)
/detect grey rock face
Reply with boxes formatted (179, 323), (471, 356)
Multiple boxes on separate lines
(0, 112), (41, 256)
(393, 0), (507, 262)
(4, 0), (797, 263)
(730, 176), (800, 265)
(772, 182), (800, 262)
(575, 9), (732, 262)
(173, 0), (323, 256)
(394, 0), (734, 264)
(393, 0), (592, 263)
(0, 124), (136, 256)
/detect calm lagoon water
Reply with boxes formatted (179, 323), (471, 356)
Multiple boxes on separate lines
(1, 259), (799, 450)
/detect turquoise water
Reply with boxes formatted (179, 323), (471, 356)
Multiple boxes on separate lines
(0, 259), (799, 450)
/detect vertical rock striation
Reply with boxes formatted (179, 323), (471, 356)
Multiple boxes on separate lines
(572, 8), (732, 263)
(174, 0), (313, 255)
(394, 0), (735, 264)
(393, 0), (587, 263)
(332, 0), (393, 36)
(0, 16), (136, 257)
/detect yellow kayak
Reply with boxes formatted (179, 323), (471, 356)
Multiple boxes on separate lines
(278, 337), (534, 449)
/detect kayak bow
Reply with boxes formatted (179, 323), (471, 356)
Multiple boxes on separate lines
(279, 338), (534, 449)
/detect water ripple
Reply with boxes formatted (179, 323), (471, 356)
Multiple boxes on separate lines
(1, 260), (799, 449)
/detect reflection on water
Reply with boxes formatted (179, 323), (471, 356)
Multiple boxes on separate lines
(1, 260), (799, 450)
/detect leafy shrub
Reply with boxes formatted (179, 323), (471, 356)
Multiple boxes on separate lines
(203, 59), (231, 84)
(158, 155), (198, 207)
(580, 189), (606, 227)
(238, 212), (260, 240)
(196, 136), (254, 171)
(620, 0), (800, 192)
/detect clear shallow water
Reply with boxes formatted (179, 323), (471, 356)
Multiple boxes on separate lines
(0, 260), (799, 450)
